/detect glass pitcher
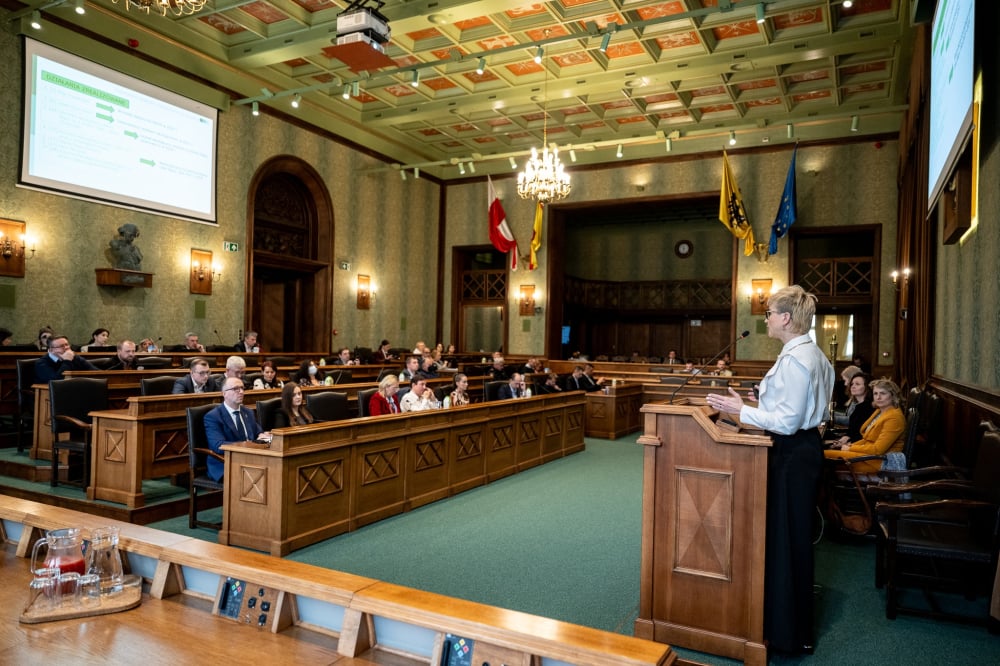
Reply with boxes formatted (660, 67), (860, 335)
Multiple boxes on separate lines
(86, 526), (124, 595)
(30, 527), (86, 576)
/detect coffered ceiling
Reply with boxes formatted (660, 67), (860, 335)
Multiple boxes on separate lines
(9, 0), (916, 179)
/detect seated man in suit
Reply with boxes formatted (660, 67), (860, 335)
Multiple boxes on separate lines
(398, 355), (420, 382)
(172, 358), (215, 394)
(213, 355), (249, 390)
(34, 334), (98, 384)
(233, 331), (258, 353)
(498, 373), (526, 400)
(535, 372), (563, 395)
(331, 347), (358, 366)
(489, 356), (511, 381)
(105, 340), (138, 371)
(203, 377), (271, 481)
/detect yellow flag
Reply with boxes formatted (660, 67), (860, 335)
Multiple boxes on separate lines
(718, 151), (756, 256)
(529, 200), (544, 270)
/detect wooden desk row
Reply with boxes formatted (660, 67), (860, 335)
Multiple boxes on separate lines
(0, 496), (673, 666)
(221, 392), (587, 556)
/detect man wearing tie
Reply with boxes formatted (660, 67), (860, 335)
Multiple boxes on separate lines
(203, 377), (270, 481)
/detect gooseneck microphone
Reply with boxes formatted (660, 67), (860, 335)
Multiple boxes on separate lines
(668, 330), (750, 404)
(213, 329), (223, 344)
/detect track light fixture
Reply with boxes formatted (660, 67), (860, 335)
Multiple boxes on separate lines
(291, 93), (301, 108)
(755, 4), (765, 24)
(787, 123), (794, 139)
(843, 0), (853, 8)
(729, 130), (736, 146)
(509, 157), (517, 170)
(75, 0), (86, 15)
(411, 70), (420, 87)
(251, 101), (259, 116)
(30, 10), (41, 29)
(850, 115), (859, 132)
(476, 58), (486, 75)
(665, 138), (672, 152)
(458, 162), (466, 175)
(400, 169), (407, 181)
(569, 149), (577, 163)
(616, 144), (623, 159)
(467, 161), (476, 173)
(599, 33), (611, 53)
(534, 45), (543, 64)
(414, 167), (420, 179)
(342, 84), (350, 99)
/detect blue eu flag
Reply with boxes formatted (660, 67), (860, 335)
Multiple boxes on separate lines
(769, 146), (797, 255)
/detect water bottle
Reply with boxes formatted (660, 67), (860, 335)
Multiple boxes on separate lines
(324, 375), (334, 385)
(443, 396), (451, 409)
(524, 388), (532, 398)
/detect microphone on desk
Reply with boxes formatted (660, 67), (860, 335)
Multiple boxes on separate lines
(213, 329), (223, 344)
(668, 330), (750, 404)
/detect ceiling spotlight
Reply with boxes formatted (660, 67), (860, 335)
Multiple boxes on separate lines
(458, 162), (466, 175)
(251, 101), (259, 116)
(30, 10), (41, 29)
(534, 46), (543, 64)
(509, 156), (518, 170)
(352, 81), (360, 97)
(616, 144), (623, 159)
(665, 138), (672, 152)
(476, 58), (486, 75)
(400, 169), (407, 181)
(729, 130), (736, 146)
(342, 84), (351, 99)
(291, 94), (301, 109)
(467, 161), (476, 173)
(843, 0), (853, 8)
(755, 3), (765, 24)
(411, 70), (420, 87)
(75, 0), (86, 15)
(786, 123), (794, 139)
(569, 149), (577, 163)
(599, 33), (611, 53)
(414, 167), (420, 179)
(850, 115), (860, 132)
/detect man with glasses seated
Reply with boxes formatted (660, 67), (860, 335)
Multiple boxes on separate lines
(34, 334), (98, 384)
(172, 358), (215, 394)
(498, 373), (527, 400)
(203, 377), (271, 481)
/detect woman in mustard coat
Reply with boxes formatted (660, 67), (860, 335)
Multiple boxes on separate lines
(824, 378), (905, 473)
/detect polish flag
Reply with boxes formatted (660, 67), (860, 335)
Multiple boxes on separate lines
(488, 176), (518, 271)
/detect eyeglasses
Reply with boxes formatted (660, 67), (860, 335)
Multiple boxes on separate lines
(193, 370), (211, 376)
(224, 386), (245, 393)
(765, 310), (782, 319)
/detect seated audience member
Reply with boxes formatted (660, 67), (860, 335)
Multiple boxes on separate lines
(712, 359), (733, 377)
(580, 364), (606, 391)
(498, 373), (526, 400)
(520, 358), (544, 375)
(829, 373), (875, 445)
(377, 339), (396, 361)
(369, 375), (401, 415)
(34, 335), (98, 383)
(681, 361), (700, 375)
(400, 377), (440, 412)
(489, 356), (510, 381)
(203, 377), (270, 481)
(234, 331), (259, 353)
(216, 356), (249, 390)
(446, 344), (456, 355)
(0, 327), (12, 346)
(81, 328), (110, 352)
(666, 350), (681, 365)
(852, 355), (871, 374)
(253, 360), (283, 390)
(833, 365), (864, 425)
(37, 326), (55, 351)
(535, 372), (563, 395)
(172, 358), (214, 394)
(824, 378), (905, 473)
(183, 332), (206, 353)
(449, 373), (470, 407)
(412, 340), (428, 355)
(398, 355), (420, 382)
(294, 359), (326, 387)
(106, 340), (138, 371)
(417, 355), (439, 379)
(274, 383), (314, 427)
(138, 337), (159, 353)
(565, 365), (588, 391)
(332, 347), (358, 366)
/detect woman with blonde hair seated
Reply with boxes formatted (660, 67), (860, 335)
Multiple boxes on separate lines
(824, 378), (905, 473)
(369, 374), (401, 415)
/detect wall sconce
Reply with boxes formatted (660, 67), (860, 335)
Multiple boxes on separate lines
(190, 248), (215, 295)
(890, 267), (911, 291)
(356, 274), (372, 310)
(519, 284), (536, 316)
(0, 219), (34, 278)
(748, 278), (772, 315)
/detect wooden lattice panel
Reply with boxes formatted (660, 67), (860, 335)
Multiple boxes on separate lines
(239, 465), (268, 505)
(362, 448), (400, 485)
(296, 459), (344, 502)
(413, 439), (446, 471)
(456, 431), (482, 459)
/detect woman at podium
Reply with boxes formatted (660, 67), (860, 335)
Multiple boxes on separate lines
(706, 285), (835, 656)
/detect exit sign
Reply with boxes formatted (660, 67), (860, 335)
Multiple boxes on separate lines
(223, 241), (240, 252)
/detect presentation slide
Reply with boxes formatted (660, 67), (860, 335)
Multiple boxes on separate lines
(927, 0), (974, 208)
(21, 39), (217, 223)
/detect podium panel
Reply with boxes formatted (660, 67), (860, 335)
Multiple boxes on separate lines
(635, 403), (770, 666)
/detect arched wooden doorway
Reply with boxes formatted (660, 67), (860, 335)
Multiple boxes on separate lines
(245, 156), (333, 353)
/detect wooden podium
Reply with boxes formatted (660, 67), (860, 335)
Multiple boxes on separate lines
(634, 403), (771, 666)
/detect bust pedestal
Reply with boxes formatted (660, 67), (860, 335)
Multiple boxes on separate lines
(95, 268), (154, 288)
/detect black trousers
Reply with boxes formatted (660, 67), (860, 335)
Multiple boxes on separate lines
(764, 427), (822, 652)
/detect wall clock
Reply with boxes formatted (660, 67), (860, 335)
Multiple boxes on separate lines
(675, 240), (693, 259)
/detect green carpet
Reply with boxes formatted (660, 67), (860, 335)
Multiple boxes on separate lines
(144, 436), (999, 665)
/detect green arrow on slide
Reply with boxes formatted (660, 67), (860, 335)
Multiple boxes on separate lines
(124, 130), (138, 139)
(139, 158), (156, 167)
(96, 103), (113, 113)
(96, 113), (113, 123)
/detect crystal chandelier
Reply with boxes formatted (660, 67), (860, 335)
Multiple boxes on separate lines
(112, 0), (208, 17)
(517, 41), (571, 203)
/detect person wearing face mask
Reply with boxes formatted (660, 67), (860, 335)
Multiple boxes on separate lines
(294, 359), (326, 387)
